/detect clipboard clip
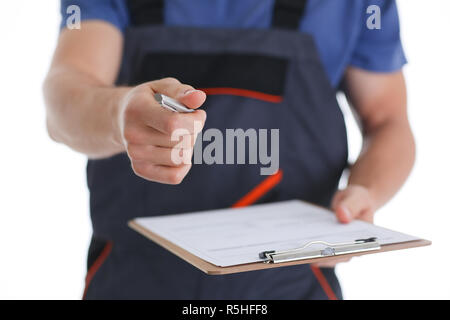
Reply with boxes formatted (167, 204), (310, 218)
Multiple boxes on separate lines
(259, 237), (380, 264)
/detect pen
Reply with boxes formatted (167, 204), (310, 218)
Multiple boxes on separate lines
(154, 93), (194, 113)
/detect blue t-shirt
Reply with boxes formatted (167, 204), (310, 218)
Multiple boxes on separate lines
(60, 0), (406, 87)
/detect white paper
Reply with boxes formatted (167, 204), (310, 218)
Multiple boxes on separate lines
(134, 200), (419, 267)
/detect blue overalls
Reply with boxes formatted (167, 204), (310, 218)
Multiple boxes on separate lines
(83, 0), (348, 300)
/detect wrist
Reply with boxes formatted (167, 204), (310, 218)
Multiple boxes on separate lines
(366, 187), (386, 211)
(110, 87), (132, 149)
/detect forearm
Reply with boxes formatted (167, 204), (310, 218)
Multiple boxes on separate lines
(44, 66), (130, 158)
(348, 118), (415, 210)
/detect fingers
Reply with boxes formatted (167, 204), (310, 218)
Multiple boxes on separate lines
(332, 185), (375, 224)
(132, 162), (192, 185)
(128, 144), (193, 166)
(125, 126), (198, 148)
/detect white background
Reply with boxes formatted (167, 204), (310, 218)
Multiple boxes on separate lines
(0, 1), (448, 299)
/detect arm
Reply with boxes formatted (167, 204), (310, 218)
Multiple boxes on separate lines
(44, 22), (126, 157)
(43, 21), (206, 183)
(315, 67), (414, 268)
(333, 67), (415, 223)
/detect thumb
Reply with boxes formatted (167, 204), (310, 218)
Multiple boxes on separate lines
(333, 190), (367, 224)
(335, 202), (354, 224)
(148, 78), (207, 110)
(177, 89), (207, 110)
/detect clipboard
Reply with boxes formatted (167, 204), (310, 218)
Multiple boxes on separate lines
(128, 200), (431, 275)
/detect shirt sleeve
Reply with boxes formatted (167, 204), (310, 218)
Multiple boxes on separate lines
(350, 0), (407, 72)
(60, 0), (129, 33)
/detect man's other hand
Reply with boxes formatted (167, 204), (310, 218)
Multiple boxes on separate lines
(314, 185), (376, 268)
(332, 185), (376, 224)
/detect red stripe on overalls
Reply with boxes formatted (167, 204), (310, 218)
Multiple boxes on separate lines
(310, 265), (338, 300)
(232, 169), (338, 300)
(82, 241), (113, 300)
(232, 170), (283, 208)
(200, 87), (283, 103)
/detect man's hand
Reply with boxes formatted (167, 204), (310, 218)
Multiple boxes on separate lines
(332, 185), (376, 224)
(314, 185), (376, 268)
(118, 78), (207, 184)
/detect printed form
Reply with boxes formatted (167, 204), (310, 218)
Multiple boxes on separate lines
(134, 200), (418, 267)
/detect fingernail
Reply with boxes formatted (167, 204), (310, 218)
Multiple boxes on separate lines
(183, 89), (198, 96)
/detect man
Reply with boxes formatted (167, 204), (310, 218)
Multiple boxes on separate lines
(44, 0), (415, 299)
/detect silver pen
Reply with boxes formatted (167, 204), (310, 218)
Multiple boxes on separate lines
(154, 93), (194, 113)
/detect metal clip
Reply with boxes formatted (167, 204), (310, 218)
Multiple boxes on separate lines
(259, 237), (380, 264)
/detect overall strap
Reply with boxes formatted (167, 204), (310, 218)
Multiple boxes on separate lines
(127, 0), (307, 29)
(271, 0), (308, 30)
(127, 0), (164, 26)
